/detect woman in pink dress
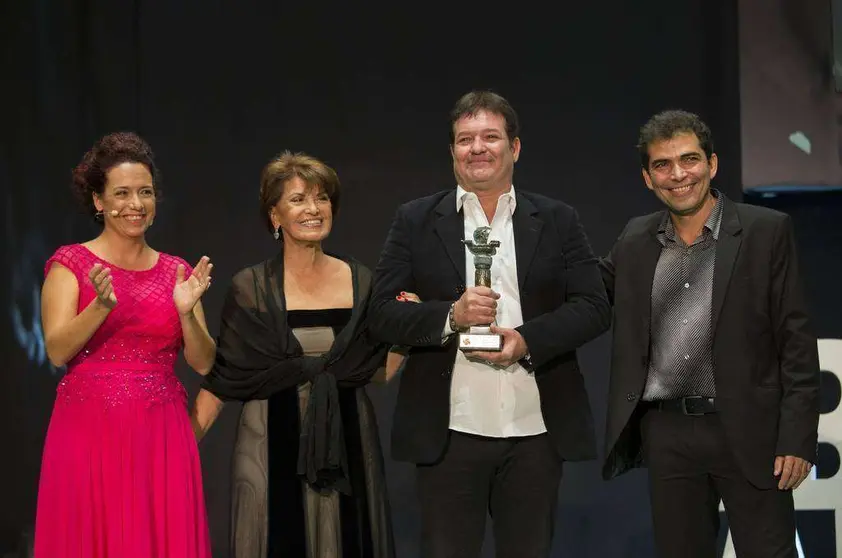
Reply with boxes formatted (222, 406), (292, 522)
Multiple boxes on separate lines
(34, 132), (215, 558)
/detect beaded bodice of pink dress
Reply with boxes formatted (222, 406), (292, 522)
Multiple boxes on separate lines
(56, 244), (187, 402)
(34, 243), (211, 558)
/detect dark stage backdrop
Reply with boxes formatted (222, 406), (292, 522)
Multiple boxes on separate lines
(1, 2), (740, 557)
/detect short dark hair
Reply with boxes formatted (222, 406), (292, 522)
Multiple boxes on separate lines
(638, 110), (714, 168)
(71, 132), (159, 220)
(259, 151), (341, 233)
(449, 90), (520, 145)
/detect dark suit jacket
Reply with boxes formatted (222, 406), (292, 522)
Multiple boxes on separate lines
(600, 195), (820, 489)
(369, 189), (611, 465)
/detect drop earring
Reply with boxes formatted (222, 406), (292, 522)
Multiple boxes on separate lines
(273, 227), (280, 240)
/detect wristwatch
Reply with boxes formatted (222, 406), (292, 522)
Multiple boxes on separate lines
(448, 302), (459, 333)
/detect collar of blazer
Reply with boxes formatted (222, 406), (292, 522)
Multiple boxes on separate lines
(434, 188), (543, 289)
(640, 191), (742, 239)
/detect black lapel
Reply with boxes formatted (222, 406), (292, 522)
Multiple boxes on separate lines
(512, 193), (543, 287)
(633, 214), (664, 356)
(434, 191), (466, 285)
(712, 198), (743, 329)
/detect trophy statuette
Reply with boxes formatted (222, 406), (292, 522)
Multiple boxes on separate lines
(459, 226), (503, 352)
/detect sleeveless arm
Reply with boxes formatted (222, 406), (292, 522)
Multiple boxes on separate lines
(42, 247), (112, 367)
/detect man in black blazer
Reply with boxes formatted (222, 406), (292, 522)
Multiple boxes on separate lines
(369, 91), (611, 558)
(601, 110), (820, 558)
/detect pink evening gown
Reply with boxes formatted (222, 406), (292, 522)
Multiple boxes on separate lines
(34, 243), (211, 558)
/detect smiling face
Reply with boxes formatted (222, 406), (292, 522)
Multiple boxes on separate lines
(93, 162), (156, 237)
(642, 132), (718, 217)
(450, 109), (520, 194)
(270, 175), (333, 244)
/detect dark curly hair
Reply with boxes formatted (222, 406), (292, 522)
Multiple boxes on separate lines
(71, 132), (159, 220)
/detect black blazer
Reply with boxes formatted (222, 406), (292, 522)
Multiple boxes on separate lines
(369, 189), (611, 464)
(600, 195), (820, 489)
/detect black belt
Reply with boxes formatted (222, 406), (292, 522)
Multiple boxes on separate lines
(648, 396), (716, 416)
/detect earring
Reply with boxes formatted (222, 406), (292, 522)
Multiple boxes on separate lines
(94, 210), (104, 221)
(273, 227), (280, 240)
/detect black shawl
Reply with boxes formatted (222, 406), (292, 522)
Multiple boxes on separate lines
(202, 252), (388, 494)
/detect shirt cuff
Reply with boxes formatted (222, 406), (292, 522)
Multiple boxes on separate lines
(442, 314), (455, 340)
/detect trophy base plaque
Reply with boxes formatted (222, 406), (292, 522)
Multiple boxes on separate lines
(458, 326), (502, 352)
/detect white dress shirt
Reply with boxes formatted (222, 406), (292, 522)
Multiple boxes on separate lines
(445, 185), (547, 438)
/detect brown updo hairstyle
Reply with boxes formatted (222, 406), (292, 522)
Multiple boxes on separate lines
(71, 132), (159, 221)
(258, 151), (341, 234)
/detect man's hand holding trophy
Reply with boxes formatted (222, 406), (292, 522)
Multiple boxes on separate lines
(456, 226), (503, 352)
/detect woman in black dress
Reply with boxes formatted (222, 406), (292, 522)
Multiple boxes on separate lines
(192, 151), (396, 558)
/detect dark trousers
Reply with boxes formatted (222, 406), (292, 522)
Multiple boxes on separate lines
(416, 430), (563, 558)
(641, 407), (796, 558)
